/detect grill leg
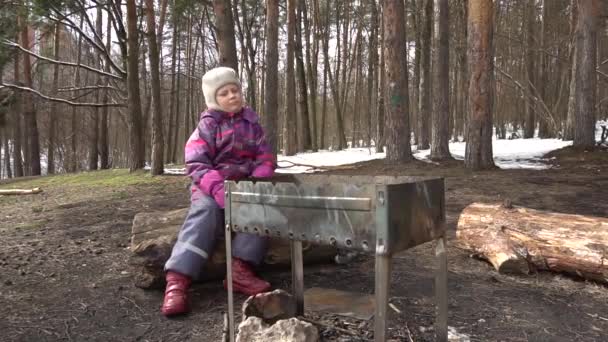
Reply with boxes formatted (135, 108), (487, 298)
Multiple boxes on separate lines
(291, 240), (305, 315)
(225, 224), (235, 342)
(374, 253), (392, 342)
(435, 235), (448, 342)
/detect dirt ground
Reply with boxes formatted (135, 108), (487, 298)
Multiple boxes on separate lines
(1, 146), (607, 342)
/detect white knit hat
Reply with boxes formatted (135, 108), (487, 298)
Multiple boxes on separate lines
(201, 67), (242, 111)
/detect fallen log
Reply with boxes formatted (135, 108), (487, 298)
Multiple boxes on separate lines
(130, 208), (338, 289)
(0, 188), (42, 195)
(456, 202), (608, 283)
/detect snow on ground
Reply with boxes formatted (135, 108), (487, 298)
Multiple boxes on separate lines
(278, 137), (573, 173)
(414, 138), (572, 170)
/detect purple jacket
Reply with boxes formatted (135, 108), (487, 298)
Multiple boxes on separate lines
(185, 107), (276, 202)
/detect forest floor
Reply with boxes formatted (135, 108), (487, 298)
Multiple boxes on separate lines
(0, 146), (607, 342)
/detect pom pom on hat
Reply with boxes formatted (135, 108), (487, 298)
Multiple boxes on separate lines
(202, 67), (241, 110)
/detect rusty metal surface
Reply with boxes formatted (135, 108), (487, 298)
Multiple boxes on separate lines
(226, 175), (445, 254)
(303, 287), (376, 320)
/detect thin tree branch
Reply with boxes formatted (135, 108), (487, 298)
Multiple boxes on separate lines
(2, 40), (123, 81)
(48, 5), (126, 77)
(0, 83), (126, 108)
(75, 0), (107, 47)
(496, 67), (559, 133)
(57, 85), (123, 93)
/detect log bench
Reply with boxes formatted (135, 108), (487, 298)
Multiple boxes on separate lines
(129, 207), (338, 289)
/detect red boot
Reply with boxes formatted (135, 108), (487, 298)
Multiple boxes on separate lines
(224, 258), (271, 296)
(161, 271), (191, 317)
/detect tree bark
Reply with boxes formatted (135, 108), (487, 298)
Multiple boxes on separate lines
(2, 126), (11, 179)
(213, 0), (239, 71)
(417, 0), (433, 150)
(295, 0), (311, 152)
(11, 43), (23, 177)
(100, 13), (111, 170)
(126, 0), (145, 171)
(538, 0), (551, 138)
(523, 0), (536, 139)
(383, 0), (412, 163)
(305, 0), (318, 151)
(19, 7), (40, 176)
(89, 7), (103, 171)
(410, 0), (421, 145)
(456, 0), (468, 142)
(283, 0), (298, 156)
(564, 0), (578, 140)
(47, 23), (60, 175)
(376, 7), (386, 154)
(457, 202), (608, 284)
(145, 0), (164, 175)
(264, 0), (279, 156)
(352, 29), (363, 148)
(167, 16), (179, 163)
(573, 0), (600, 148)
(465, 0), (496, 170)
(430, 0), (452, 161)
(367, 0), (378, 148)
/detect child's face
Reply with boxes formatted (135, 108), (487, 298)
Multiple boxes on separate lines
(216, 84), (243, 113)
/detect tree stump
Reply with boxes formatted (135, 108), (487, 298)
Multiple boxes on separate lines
(456, 202), (608, 283)
(130, 208), (338, 289)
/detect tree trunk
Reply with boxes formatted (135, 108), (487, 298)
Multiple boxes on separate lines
(456, 0), (468, 142)
(573, 0), (599, 148)
(70, 17), (84, 173)
(19, 8), (40, 176)
(457, 202), (608, 284)
(523, 0), (536, 139)
(367, 0), (378, 148)
(352, 30), (363, 148)
(305, 0), (318, 151)
(89, 7), (103, 171)
(418, 0), (432, 150)
(377, 7), (386, 154)
(167, 16), (179, 163)
(145, 0), (164, 175)
(320, 1), (330, 150)
(126, 0), (145, 171)
(327, 2), (347, 150)
(47, 23), (61, 175)
(2, 126), (11, 178)
(129, 208), (338, 289)
(213, 0), (239, 71)
(283, 0), (298, 156)
(264, 0), (279, 156)
(100, 14), (111, 170)
(411, 0), (421, 145)
(11, 46), (23, 178)
(171, 33), (182, 164)
(295, 0), (311, 152)
(465, 0), (496, 170)
(537, 0), (550, 138)
(430, 0), (452, 161)
(564, 0), (578, 140)
(383, 0), (412, 163)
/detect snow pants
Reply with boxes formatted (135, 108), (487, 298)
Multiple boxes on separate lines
(164, 195), (268, 280)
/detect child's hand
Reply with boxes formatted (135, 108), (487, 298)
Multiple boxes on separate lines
(251, 164), (274, 179)
(212, 183), (225, 208)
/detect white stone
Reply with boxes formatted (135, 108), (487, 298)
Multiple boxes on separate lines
(236, 317), (319, 342)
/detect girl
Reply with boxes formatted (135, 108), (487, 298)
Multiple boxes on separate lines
(162, 67), (275, 317)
